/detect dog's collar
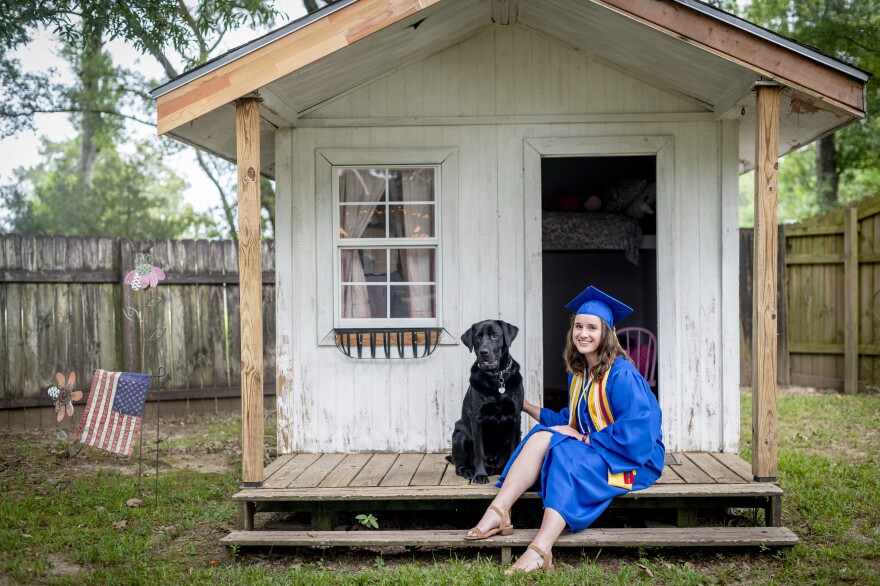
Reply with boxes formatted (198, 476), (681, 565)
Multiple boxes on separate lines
(494, 357), (513, 394)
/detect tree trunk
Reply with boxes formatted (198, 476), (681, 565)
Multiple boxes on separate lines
(816, 134), (838, 209)
(79, 22), (103, 189)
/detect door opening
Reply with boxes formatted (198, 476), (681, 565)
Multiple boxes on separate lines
(540, 156), (659, 411)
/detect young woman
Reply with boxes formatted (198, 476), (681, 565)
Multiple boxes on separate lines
(464, 286), (664, 574)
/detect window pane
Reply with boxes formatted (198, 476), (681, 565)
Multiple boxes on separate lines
(389, 248), (435, 283)
(339, 168), (387, 203)
(340, 204), (386, 239)
(390, 285), (435, 318)
(389, 168), (435, 202)
(341, 249), (387, 282)
(389, 204), (434, 238)
(341, 284), (387, 319)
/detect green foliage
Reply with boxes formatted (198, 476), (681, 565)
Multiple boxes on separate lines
(355, 513), (379, 529)
(0, 136), (212, 238)
(742, 0), (880, 211)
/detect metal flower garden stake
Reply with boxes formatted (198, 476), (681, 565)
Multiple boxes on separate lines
(123, 252), (167, 498)
(47, 371), (84, 457)
(123, 253), (167, 374)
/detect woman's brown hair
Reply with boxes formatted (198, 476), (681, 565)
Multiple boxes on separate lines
(563, 315), (632, 381)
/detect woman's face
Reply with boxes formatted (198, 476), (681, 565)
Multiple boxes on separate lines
(572, 313), (603, 359)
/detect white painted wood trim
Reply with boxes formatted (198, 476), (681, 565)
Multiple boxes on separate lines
(523, 140), (544, 425)
(523, 135), (675, 448)
(274, 128), (295, 454)
(714, 75), (757, 120)
(720, 119), (741, 452)
(314, 147), (458, 345)
(296, 113), (715, 128)
(258, 87), (300, 127)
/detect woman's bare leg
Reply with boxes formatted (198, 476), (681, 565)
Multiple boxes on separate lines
(506, 507), (566, 573)
(466, 431), (552, 537)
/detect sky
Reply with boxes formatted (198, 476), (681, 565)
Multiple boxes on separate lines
(0, 7), (307, 221)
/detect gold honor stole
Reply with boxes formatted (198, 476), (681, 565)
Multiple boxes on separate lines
(568, 369), (636, 490)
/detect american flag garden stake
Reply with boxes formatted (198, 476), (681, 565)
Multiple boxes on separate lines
(73, 250), (167, 502)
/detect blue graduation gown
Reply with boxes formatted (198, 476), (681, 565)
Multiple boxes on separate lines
(497, 356), (664, 532)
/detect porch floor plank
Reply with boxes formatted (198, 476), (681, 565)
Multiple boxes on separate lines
(290, 453), (347, 488)
(686, 452), (748, 484)
(222, 527), (798, 548)
(671, 452), (716, 483)
(263, 453), (321, 489)
(349, 453), (397, 487)
(710, 452), (754, 482)
(410, 454), (449, 486)
(262, 454), (295, 481)
(440, 463), (473, 486)
(380, 454), (425, 487)
(657, 465), (685, 484)
(319, 453), (373, 488)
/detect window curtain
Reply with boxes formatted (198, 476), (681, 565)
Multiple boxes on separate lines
(340, 169), (386, 318)
(400, 169), (434, 318)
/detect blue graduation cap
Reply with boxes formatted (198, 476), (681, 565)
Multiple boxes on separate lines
(564, 286), (633, 328)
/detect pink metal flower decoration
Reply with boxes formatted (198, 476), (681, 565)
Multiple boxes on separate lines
(48, 371), (83, 422)
(124, 253), (166, 291)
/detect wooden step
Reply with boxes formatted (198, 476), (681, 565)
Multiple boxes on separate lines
(222, 527), (798, 548)
(233, 482), (783, 502)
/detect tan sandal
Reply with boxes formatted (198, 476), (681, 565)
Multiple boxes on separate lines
(505, 544), (554, 574)
(464, 504), (513, 540)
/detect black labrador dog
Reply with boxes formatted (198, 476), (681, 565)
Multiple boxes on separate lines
(446, 320), (524, 484)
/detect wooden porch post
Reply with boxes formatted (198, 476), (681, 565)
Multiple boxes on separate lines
(236, 97), (264, 487)
(752, 82), (781, 482)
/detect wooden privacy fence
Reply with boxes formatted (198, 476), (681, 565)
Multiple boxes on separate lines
(784, 200), (880, 392)
(741, 197), (880, 392)
(0, 235), (276, 416)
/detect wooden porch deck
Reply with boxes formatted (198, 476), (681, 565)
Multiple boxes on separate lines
(225, 451), (797, 550)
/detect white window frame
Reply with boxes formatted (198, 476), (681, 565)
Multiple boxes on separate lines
(315, 148), (457, 336)
(333, 165), (440, 328)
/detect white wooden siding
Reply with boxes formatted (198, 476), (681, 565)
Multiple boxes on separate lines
(304, 25), (704, 120)
(275, 24), (738, 453)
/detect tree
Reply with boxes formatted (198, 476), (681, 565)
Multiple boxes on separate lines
(743, 0), (880, 209)
(1, 0), (282, 238)
(0, 136), (211, 238)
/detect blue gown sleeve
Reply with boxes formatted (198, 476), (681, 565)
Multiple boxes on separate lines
(540, 407), (570, 427)
(588, 361), (662, 473)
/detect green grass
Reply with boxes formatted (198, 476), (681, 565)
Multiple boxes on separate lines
(1, 390), (879, 585)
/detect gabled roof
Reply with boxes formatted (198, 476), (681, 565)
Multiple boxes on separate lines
(150, 0), (869, 177)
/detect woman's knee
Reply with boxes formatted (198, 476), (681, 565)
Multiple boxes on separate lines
(526, 430), (552, 451)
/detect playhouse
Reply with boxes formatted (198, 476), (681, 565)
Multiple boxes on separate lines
(150, 0), (868, 548)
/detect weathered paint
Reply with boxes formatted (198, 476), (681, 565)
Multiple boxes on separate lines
(275, 25), (740, 453)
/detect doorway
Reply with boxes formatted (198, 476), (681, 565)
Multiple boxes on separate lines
(540, 156), (659, 410)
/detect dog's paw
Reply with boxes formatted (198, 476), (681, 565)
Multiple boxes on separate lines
(473, 474), (489, 484)
(457, 467), (475, 480)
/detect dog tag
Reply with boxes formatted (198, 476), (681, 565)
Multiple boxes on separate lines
(498, 375), (505, 394)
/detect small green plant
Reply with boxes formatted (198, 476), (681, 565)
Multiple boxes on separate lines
(356, 513), (379, 529)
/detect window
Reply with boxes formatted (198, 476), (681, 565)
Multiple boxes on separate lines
(334, 166), (439, 327)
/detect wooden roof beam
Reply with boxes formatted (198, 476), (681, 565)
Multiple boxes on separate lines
(156, 0), (442, 135)
(595, 0), (867, 118)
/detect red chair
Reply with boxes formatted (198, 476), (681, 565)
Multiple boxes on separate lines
(616, 327), (657, 387)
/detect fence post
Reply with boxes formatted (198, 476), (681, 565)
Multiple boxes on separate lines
(844, 208), (859, 394)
